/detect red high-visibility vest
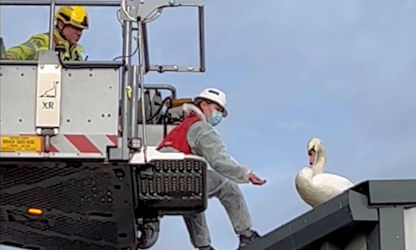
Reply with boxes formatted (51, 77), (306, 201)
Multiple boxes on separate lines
(157, 114), (201, 154)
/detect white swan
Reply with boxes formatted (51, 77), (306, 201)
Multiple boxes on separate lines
(295, 138), (353, 207)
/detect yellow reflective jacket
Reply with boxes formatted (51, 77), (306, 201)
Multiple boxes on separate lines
(5, 29), (84, 61)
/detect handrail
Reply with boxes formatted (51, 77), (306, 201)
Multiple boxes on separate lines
(0, 60), (124, 68)
(0, 0), (120, 6)
(48, 0), (55, 50)
(143, 84), (176, 99)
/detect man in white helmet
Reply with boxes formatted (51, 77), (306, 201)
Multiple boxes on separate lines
(157, 88), (266, 249)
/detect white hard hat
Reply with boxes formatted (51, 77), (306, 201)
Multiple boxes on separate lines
(194, 88), (228, 117)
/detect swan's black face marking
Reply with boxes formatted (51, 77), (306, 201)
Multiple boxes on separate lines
(308, 149), (316, 165)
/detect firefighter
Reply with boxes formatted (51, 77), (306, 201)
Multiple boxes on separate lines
(5, 6), (88, 61)
(157, 88), (266, 249)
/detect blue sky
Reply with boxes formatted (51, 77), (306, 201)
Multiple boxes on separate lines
(1, 0), (416, 249)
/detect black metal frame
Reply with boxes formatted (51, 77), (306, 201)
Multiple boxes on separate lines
(241, 180), (416, 250)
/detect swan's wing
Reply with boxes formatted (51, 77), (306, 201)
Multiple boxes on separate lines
(312, 173), (353, 199)
(295, 169), (354, 208)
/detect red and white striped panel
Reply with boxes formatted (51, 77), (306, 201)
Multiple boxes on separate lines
(50, 134), (118, 156)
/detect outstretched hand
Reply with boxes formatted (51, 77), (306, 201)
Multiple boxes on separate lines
(248, 172), (267, 185)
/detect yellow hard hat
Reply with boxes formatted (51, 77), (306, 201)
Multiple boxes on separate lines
(56, 6), (89, 29)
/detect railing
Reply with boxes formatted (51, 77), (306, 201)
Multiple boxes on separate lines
(1, 0), (205, 162)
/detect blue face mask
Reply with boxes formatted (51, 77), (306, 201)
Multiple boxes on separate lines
(208, 110), (223, 126)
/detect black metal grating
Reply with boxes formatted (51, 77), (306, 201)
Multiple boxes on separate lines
(136, 158), (207, 214)
(0, 160), (137, 249)
(0, 163), (84, 189)
(2, 174), (114, 214)
(3, 208), (118, 242)
(1, 227), (116, 250)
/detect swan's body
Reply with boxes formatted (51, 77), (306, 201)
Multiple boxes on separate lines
(295, 138), (353, 208)
(296, 168), (353, 207)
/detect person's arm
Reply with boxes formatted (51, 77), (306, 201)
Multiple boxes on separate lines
(187, 121), (254, 183)
(5, 36), (45, 60)
(5, 43), (31, 60)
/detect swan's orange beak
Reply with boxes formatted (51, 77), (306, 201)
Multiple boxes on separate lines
(308, 149), (316, 165)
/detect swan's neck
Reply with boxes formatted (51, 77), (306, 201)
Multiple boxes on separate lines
(313, 149), (326, 174)
(296, 167), (314, 189)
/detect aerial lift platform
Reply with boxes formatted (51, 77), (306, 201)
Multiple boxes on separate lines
(1, 0), (207, 249)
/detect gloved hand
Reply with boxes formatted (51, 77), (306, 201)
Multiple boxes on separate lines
(248, 172), (266, 185)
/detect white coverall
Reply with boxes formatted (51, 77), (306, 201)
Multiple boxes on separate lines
(160, 118), (254, 248)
